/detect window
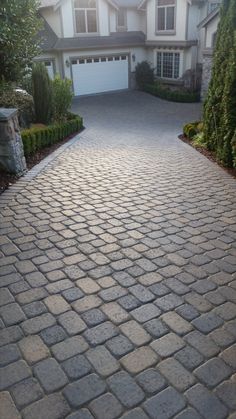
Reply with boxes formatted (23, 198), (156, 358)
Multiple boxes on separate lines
(74, 0), (97, 33)
(156, 0), (175, 32)
(157, 52), (180, 79)
(117, 8), (127, 31)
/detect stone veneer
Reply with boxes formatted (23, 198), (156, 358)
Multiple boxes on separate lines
(201, 51), (213, 99)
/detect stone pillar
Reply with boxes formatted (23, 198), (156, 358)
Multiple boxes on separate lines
(201, 52), (213, 100)
(0, 108), (27, 175)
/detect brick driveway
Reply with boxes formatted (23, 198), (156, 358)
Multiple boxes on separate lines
(0, 91), (236, 419)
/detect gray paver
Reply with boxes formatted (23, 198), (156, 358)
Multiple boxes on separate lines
(34, 357), (68, 392)
(63, 373), (106, 408)
(185, 383), (228, 419)
(0, 360), (31, 390)
(107, 371), (145, 408)
(22, 393), (70, 419)
(136, 368), (166, 394)
(62, 354), (92, 380)
(0, 343), (20, 367)
(89, 393), (123, 419)
(143, 386), (186, 419)
(10, 377), (44, 409)
(194, 357), (231, 388)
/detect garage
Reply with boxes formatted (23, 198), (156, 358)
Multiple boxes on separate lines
(71, 54), (129, 96)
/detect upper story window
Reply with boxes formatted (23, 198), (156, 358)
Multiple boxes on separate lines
(117, 8), (127, 31)
(156, 0), (176, 33)
(74, 0), (97, 34)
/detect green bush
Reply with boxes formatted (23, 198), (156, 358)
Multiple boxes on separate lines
(0, 84), (34, 127)
(21, 114), (83, 157)
(145, 83), (200, 103)
(135, 61), (154, 90)
(52, 75), (74, 122)
(192, 132), (207, 148)
(183, 121), (202, 139)
(32, 62), (52, 125)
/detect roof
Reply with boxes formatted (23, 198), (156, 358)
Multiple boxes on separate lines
(197, 7), (220, 28)
(53, 31), (145, 51)
(39, 0), (59, 8)
(38, 19), (58, 50)
(39, 0), (143, 9)
(113, 0), (142, 7)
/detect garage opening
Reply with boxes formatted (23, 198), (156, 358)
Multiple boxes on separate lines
(71, 55), (129, 96)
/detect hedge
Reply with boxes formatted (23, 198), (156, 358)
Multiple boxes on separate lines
(144, 83), (200, 103)
(21, 114), (83, 157)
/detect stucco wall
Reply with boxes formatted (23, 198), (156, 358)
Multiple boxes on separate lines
(41, 8), (62, 37)
(205, 16), (219, 48)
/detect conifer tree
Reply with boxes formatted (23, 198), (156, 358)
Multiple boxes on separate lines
(203, 0), (236, 167)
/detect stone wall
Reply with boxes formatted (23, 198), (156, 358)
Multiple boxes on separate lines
(201, 54), (213, 99)
(0, 108), (27, 175)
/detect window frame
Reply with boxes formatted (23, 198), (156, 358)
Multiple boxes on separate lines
(156, 0), (176, 35)
(74, 0), (98, 35)
(156, 51), (180, 80)
(116, 8), (127, 32)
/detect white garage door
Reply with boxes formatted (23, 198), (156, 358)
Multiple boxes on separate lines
(71, 55), (129, 96)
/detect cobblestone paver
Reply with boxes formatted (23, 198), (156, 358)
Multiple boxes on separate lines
(0, 91), (236, 418)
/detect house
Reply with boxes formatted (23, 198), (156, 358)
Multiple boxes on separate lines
(36, 0), (220, 96)
(198, 5), (220, 97)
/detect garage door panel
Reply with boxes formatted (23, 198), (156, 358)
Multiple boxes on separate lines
(72, 56), (129, 96)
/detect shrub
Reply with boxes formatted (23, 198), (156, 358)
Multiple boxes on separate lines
(0, 84), (34, 127)
(52, 75), (74, 122)
(145, 83), (200, 103)
(21, 113), (83, 157)
(192, 132), (207, 148)
(183, 121), (202, 139)
(32, 62), (52, 125)
(135, 61), (154, 90)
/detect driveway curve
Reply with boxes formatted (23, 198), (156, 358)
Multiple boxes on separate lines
(0, 91), (236, 419)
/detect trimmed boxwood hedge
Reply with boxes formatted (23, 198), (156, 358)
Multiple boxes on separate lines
(145, 83), (200, 103)
(21, 113), (83, 157)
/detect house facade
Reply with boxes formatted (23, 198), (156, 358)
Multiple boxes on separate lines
(37, 0), (220, 96)
(198, 6), (220, 97)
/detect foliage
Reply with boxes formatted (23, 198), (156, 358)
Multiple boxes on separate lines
(21, 114), (83, 156)
(0, 0), (42, 82)
(52, 75), (74, 122)
(192, 132), (207, 148)
(135, 61), (154, 90)
(203, 0), (236, 167)
(183, 121), (202, 139)
(0, 84), (34, 127)
(32, 63), (53, 125)
(145, 84), (200, 103)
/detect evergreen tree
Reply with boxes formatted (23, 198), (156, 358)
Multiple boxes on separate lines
(203, 0), (236, 167)
(32, 63), (52, 125)
(0, 0), (42, 82)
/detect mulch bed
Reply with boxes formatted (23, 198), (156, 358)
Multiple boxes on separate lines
(0, 131), (82, 195)
(179, 134), (236, 179)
